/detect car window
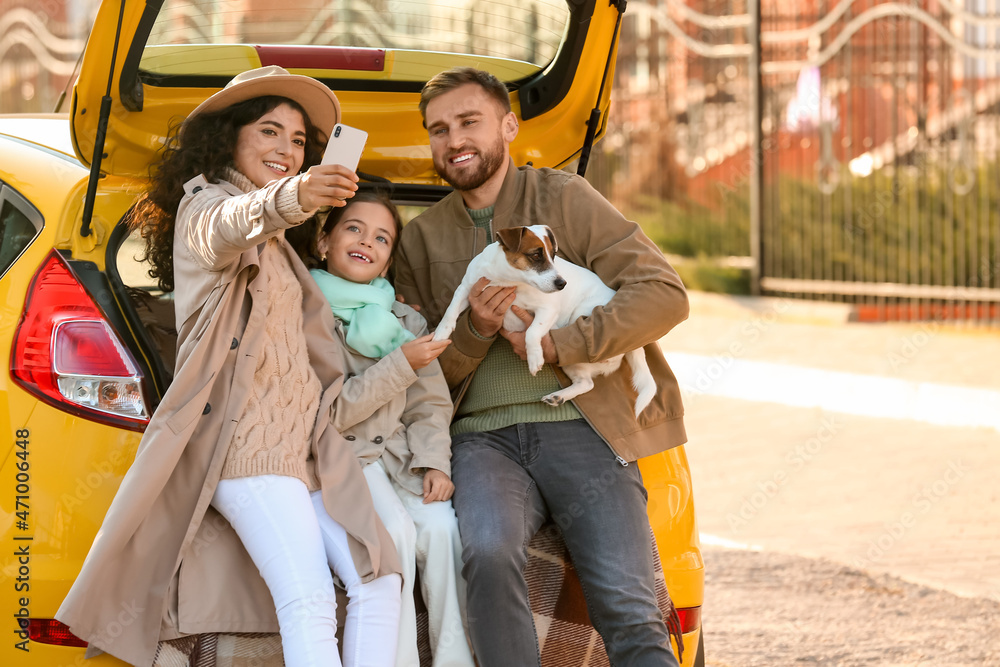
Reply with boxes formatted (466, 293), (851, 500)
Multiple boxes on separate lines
(114, 224), (178, 386)
(0, 184), (43, 280)
(116, 226), (162, 293)
(142, 0), (571, 82)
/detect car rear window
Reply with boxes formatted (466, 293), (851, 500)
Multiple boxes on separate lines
(142, 0), (571, 82)
(0, 184), (43, 279)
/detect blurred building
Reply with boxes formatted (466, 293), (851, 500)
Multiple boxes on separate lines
(0, 0), (97, 113)
(145, 0), (567, 68)
(599, 0), (1000, 318)
(0, 0), (569, 113)
(607, 0), (1000, 203)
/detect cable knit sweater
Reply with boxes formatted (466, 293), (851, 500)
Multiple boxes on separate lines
(219, 167), (323, 490)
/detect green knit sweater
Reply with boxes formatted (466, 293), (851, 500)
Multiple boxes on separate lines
(450, 206), (581, 436)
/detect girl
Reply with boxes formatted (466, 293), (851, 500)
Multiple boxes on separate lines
(57, 67), (401, 667)
(297, 192), (475, 667)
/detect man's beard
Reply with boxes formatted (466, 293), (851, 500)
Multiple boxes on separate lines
(434, 133), (506, 192)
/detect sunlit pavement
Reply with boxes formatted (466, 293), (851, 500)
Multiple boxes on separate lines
(659, 291), (1000, 600)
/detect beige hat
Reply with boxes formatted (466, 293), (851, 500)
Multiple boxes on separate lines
(187, 65), (341, 140)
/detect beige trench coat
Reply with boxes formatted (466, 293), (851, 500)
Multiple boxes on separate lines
(327, 301), (453, 497)
(56, 176), (400, 667)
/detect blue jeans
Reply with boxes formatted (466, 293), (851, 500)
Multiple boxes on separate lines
(451, 419), (678, 667)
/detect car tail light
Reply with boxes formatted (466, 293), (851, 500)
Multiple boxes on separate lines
(677, 606), (702, 634)
(10, 250), (150, 430)
(26, 619), (88, 647)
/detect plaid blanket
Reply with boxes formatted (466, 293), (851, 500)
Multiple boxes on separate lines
(153, 524), (682, 667)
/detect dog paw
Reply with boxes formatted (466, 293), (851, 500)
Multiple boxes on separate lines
(527, 353), (544, 375)
(542, 393), (564, 407)
(432, 323), (455, 342)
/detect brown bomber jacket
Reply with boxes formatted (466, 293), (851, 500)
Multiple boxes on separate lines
(394, 160), (689, 462)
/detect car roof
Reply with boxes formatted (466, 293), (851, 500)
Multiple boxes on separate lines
(0, 115), (81, 164)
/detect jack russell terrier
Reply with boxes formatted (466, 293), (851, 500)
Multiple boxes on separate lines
(432, 224), (656, 416)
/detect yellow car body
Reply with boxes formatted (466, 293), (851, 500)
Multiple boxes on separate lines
(1, 1), (703, 664)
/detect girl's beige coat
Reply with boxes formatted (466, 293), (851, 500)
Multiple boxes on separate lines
(329, 301), (453, 497)
(56, 176), (400, 667)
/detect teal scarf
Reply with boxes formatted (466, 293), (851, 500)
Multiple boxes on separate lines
(310, 269), (415, 359)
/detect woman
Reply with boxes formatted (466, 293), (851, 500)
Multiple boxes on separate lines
(56, 66), (401, 667)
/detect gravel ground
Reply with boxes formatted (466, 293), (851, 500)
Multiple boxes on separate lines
(701, 546), (1000, 666)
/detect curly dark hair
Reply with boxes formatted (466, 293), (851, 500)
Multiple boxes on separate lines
(287, 190), (403, 276)
(130, 95), (326, 292)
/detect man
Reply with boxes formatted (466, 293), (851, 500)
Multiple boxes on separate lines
(394, 67), (689, 667)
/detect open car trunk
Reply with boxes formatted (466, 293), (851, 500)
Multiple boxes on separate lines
(73, 0), (624, 188)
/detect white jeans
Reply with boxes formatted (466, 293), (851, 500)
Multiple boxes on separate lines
(212, 475), (402, 667)
(363, 460), (474, 667)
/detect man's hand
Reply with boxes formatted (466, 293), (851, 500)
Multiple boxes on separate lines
(500, 305), (559, 365)
(401, 334), (450, 370)
(297, 164), (359, 211)
(468, 276), (516, 337)
(422, 469), (455, 503)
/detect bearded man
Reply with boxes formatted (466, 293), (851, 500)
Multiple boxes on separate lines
(393, 67), (688, 667)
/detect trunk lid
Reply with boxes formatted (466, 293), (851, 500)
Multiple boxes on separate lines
(72, 0), (623, 184)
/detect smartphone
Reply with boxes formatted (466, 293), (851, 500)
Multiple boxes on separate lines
(321, 123), (368, 172)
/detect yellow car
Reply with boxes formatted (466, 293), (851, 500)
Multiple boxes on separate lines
(0, 0), (703, 665)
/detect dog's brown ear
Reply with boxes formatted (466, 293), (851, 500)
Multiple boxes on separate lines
(541, 225), (558, 257)
(496, 227), (525, 252)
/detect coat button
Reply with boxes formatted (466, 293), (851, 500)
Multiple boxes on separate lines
(345, 435), (356, 441)
(202, 403), (211, 415)
(192, 186), (203, 194)
(373, 436), (383, 444)
(231, 337), (239, 349)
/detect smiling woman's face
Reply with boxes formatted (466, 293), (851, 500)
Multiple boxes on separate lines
(233, 102), (306, 187)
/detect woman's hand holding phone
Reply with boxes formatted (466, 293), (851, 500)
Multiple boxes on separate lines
(298, 123), (368, 211)
(298, 164), (359, 210)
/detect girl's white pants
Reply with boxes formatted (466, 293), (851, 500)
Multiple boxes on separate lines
(213, 474), (402, 667)
(362, 460), (475, 667)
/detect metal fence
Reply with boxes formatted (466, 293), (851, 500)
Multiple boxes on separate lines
(589, 0), (1000, 325)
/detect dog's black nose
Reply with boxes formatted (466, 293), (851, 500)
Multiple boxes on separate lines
(554, 277), (567, 291)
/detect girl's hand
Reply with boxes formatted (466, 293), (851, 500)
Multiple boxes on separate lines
(401, 334), (450, 370)
(422, 469), (455, 503)
(297, 164), (359, 211)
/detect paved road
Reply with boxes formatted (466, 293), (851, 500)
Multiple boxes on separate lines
(700, 545), (1000, 666)
(658, 292), (1000, 602)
